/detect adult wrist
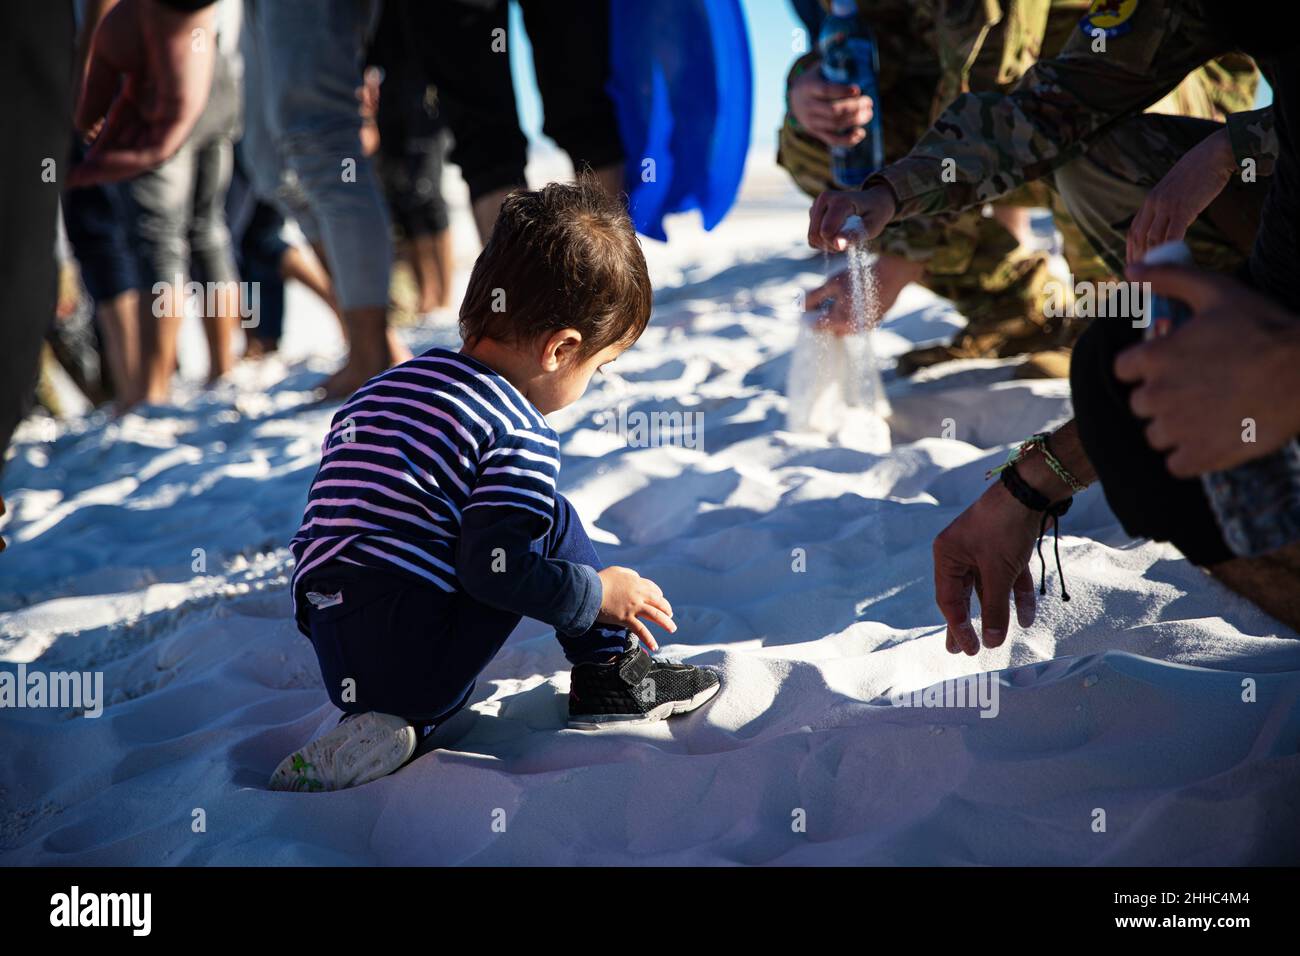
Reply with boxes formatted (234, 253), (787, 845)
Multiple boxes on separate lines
(861, 183), (897, 219)
(1015, 448), (1077, 505)
(989, 432), (1089, 507)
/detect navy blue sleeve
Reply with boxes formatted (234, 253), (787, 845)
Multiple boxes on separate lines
(456, 495), (602, 636)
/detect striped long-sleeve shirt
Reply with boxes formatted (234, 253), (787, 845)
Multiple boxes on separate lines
(289, 348), (601, 634)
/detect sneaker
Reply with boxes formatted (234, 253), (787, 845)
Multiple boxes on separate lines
(568, 644), (720, 729)
(268, 711), (417, 792)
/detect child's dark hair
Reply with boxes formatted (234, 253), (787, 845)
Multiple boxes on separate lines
(459, 177), (652, 358)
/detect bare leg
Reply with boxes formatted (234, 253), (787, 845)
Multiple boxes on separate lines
(471, 187), (513, 245)
(430, 228), (454, 310)
(281, 244), (340, 315)
(96, 290), (140, 410)
(1210, 544), (1300, 633)
(321, 305), (411, 401)
(202, 284), (238, 385)
(407, 230), (453, 313)
(131, 282), (183, 407)
(305, 237), (408, 397)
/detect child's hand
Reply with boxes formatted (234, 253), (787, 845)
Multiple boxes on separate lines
(596, 566), (676, 651)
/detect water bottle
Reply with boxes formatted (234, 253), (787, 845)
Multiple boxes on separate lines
(1141, 240), (1194, 340)
(819, 0), (884, 188)
(1142, 241), (1300, 557)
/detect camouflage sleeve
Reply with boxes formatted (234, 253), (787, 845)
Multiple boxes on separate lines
(929, 0), (1001, 119)
(869, 0), (1231, 220)
(929, 0), (1053, 121)
(1225, 106), (1277, 179)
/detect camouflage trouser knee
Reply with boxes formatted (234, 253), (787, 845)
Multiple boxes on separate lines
(880, 191), (1074, 356)
(1052, 113), (1266, 278)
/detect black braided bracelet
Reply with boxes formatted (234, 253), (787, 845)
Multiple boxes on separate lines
(1000, 463), (1073, 601)
(999, 463), (1071, 517)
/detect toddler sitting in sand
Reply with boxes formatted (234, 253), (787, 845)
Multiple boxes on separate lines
(271, 180), (720, 792)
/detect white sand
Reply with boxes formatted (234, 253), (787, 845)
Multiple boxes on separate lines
(2, 153), (1298, 865)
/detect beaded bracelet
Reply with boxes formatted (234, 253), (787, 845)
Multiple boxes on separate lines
(987, 431), (1087, 495)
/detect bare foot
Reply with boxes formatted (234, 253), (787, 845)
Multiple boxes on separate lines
(143, 385), (172, 406)
(318, 327), (410, 402)
(316, 308), (409, 401)
(244, 337), (277, 360)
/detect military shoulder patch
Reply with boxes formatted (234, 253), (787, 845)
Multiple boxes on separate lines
(1079, 0), (1138, 39)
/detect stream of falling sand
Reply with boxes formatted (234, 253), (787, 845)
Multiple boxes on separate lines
(788, 222), (888, 434)
(845, 235), (878, 333)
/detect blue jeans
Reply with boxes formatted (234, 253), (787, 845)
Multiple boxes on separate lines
(299, 495), (627, 724)
(241, 0), (392, 310)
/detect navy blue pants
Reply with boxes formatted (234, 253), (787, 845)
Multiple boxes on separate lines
(300, 494), (627, 724)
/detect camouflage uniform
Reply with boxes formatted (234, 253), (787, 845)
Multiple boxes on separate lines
(778, 0), (1259, 372)
(870, 0), (1273, 280)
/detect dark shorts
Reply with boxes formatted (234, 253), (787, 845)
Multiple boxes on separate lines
(402, 0), (623, 202)
(62, 149), (139, 304)
(378, 133), (451, 238)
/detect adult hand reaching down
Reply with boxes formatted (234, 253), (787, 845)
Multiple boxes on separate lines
(804, 270), (863, 335)
(803, 256), (925, 334)
(933, 481), (1042, 655)
(808, 185), (896, 252)
(933, 424), (1095, 654)
(69, 0), (217, 187)
(1126, 126), (1237, 266)
(1116, 265), (1300, 477)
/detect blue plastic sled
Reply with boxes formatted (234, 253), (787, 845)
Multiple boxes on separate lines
(607, 0), (753, 241)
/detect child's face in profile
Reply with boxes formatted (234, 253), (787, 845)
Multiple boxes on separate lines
(534, 341), (626, 414)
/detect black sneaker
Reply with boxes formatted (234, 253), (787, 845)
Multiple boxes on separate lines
(568, 644), (720, 729)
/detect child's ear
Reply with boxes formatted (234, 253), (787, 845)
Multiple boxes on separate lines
(540, 328), (583, 371)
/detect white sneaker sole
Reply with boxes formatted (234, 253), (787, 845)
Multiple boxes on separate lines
(568, 679), (721, 730)
(268, 712), (417, 792)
